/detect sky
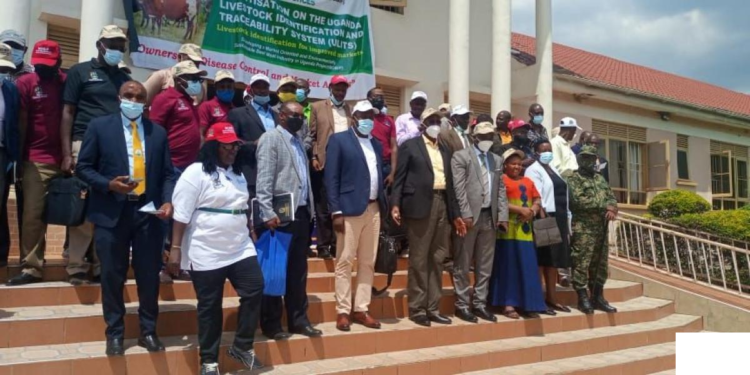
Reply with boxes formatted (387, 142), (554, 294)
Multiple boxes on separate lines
(510, 0), (750, 94)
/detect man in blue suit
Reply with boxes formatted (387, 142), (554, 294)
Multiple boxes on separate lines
(76, 81), (177, 356)
(325, 100), (387, 332)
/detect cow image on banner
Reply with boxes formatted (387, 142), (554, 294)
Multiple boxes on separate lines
(127, 0), (376, 99)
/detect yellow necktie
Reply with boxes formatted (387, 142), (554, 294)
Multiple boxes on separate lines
(131, 121), (146, 195)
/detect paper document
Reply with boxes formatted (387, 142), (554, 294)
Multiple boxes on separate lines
(139, 202), (164, 215)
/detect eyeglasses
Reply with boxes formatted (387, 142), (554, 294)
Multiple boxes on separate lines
(219, 144), (241, 151)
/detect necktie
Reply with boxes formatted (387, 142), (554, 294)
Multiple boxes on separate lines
(131, 121), (146, 195)
(480, 152), (490, 205)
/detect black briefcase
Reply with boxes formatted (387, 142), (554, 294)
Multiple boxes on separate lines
(45, 176), (89, 226)
(371, 232), (399, 296)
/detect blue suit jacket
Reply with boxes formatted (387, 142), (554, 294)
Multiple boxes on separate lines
(1, 81), (19, 164)
(76, 114), (177, 228)
(325, 128), (387, 217)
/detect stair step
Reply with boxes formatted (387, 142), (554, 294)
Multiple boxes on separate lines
(0, 281), (646, 348)
(0, 304), (694, 374)
(462, 342), (678, 375)
(650, 371), (676, 375)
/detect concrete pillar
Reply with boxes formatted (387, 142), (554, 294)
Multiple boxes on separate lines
(0, 0), (31, 42)
(79, 0), (115, 62)
(491, 0), (512, 117)
(535, 0), (553, 133)
(448, 0), (470, 109)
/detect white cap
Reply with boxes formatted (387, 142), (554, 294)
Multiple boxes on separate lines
(249, 73), (270, 86)
(214, 70), (235, 82)
(410, 91), (428, 102)
(451, 104), (471, 116)
(559, 117), (582, 130)
(352, 100), (379, 115)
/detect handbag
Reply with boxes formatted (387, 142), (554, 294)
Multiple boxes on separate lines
(44, 176), (89, 226)
(533, 208), (563, 248)
(255, 230), (293, 296)
(371, 231), (399, 296)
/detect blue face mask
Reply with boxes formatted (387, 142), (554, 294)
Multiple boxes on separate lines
(253, 94), (270, 106)
(0, 73), (8, 81)
(331, 95), (343, 107)
(357, 119), (374, 135)
(11, 49), (24, 67)
(296, 88), (307, 103)
(532, 115), (544, 125)
(103, 48), (123, 66)
(120, 99), (145, 120)
(539, 151), (553, 165)
(186, 80), (202, 96)
(216, 89), (234, 103)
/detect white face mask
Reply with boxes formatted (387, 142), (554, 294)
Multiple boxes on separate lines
(425, 125), (441, 139)
(477, 140), (493, 153)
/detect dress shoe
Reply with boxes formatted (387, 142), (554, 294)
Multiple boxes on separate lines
(317, 248), (333, 260)
(177, 270), (192, 281)
(263, 330), (292, 341)
(336, 313), (351, 331)
(591, 285), (618, 313)
(6, 272), (42, 286)
(68, 272), (89, 286)
(228, 346), (264, 370)
(159, 270), (174, 284)
(200, 362), (220, 375)
(91, 274), (101, 284)
(106, 338), (125, 356)
(138, 334), (165, 352)
(409, 315), (431, 327)
(455, 307), (478, 323)
(472, 307), (497, 322)
(290, 325), (323, 337)
(352, 311), (381, 329)
(428, 313), (452, 325)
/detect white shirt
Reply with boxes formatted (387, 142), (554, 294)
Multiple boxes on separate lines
(551, 135), (579, 176)
(455, 127), (469, 149)
(172, 163), (256, 271)
(358, 135), (379, 200)
(524, 160), (571, 217)
(121, 114), (146, 178)
(332, 104), (349, 133)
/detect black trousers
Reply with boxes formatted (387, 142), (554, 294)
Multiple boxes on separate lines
(0, 173), (22, 263)
(260, 207), (311, 334)
(190, 256), (264, 364)
(95, 200), (163, 339)
(311, 169), (334, 252)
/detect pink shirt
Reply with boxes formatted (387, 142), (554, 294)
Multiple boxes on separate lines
(395, 112), (422, 146)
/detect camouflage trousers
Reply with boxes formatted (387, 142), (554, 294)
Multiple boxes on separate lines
(570, 224), (609, 291)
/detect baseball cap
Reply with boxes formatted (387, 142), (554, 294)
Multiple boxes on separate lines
(30, 40), (60, 66)
(330, 75), (350, 86)
(179, 43), (203, 62)
(438, 103), (452, 112)
(172, 60), (207, 77)
(502, 148), (526, 161)
(214, 70), (234, 82)
(0, 43), (15, 69)
(410, 91), (428, 102)
(508, 119), (531, 132)
(249, 73), (270, 86)
(473, 121), (495, 135)
(205, 122), (243, 144)
(452, 104), (471, 116)
(352, 100), (379, 115)
(559, 117), (582, 130)
(420, 108), (441, 123)
(0, 29), (26, 47)
(98, 25), (127, 40)
(277, 76), (297, 90)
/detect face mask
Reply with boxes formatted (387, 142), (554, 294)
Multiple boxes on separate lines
(381, 106), (388, 116)
(120, 99), (145, 120)
(286, 116), (304, 133)
(11, 49), (24, 67)
(369, 97), (385, 110)
(295, 88), (307, 103)
(102, 48), (123, 66)
(185, 80), (202, 96)
(578, 158), (597, 175)
(455, 117), (469, 131)
(477, 140), (493, 153)
(253, 94), (270, 106)
(425, 125), (441, 139)
(357, 119), (374, 135)
(0, 73), (9, 81)
(331, 95), (343, 107)
(216, 89), (234, 103)
(538, 151), (553, 165)
(278, 92), (296, 103)
(532, 115), (544, 125)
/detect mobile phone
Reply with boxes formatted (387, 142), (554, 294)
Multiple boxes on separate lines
(128, 178), (144, 184)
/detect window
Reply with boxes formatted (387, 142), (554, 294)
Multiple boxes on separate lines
(592, 121), (648, 205)
(710, 141), (749, 210)
(677, 134), (690, 180)
(46, 24), (80, 69)
(371, 0), (406, 14)
(379, 84), (402, 117)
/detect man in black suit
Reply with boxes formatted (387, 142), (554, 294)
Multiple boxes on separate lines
(76, 81), (177, 356)
(391, 108), (461, 327)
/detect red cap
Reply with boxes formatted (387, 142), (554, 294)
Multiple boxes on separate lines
(330, 75), (349, 87)
(508, 119), (531, 132)
(205, 122), (243, 144)
(30, 40), (61, 67)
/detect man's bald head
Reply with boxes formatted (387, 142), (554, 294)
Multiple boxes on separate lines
(280, 101), (303, 115)
(578, 130), (592, 145)
(119, 81), (147, 104)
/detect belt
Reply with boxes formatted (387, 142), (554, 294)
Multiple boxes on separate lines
(127, 194), (146, 202)
(481, 207), (492, 213)
(197, 207), (248, 215)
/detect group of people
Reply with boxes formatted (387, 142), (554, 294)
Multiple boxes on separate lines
(0, 24), (620, 375)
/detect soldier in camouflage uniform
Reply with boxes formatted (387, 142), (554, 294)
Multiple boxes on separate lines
(566, 145), (619, 314)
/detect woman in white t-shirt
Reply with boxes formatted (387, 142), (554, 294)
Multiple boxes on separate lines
(168, 122), (263, 375)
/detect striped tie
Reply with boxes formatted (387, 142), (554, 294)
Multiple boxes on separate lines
(131, 121), (146, 195)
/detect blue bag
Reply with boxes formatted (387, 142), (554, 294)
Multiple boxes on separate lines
(255, 230), (292, 296)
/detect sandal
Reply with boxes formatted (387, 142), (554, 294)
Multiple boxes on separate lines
(502, 308), (520, 320)
(541, 308), (557, 316)
(546, 300), (572, 313)
(523, 311), (540, 319)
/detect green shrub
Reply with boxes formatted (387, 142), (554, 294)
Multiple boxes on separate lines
(647, 190), (710, 219)
(740, 205), (750, 212)
(670, 210), (750, 241)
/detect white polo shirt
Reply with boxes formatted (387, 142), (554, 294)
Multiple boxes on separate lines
(173, 163), (256, 271)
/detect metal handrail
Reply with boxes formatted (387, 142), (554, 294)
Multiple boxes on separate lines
(618, 212), (750, 249)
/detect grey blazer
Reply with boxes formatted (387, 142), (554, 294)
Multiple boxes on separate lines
(255, 127), (315, 223)
(451, 147), (509, 224)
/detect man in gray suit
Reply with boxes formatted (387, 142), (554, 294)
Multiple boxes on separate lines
(255, 102), (321, 340)
(451, 121), (509, 323)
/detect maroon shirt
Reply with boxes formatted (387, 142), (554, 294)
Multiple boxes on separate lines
(197, 96), (233, 136)
(149, 87), (201, 168)
(16, 71), (66, 165)
(371, 113), (396, 161)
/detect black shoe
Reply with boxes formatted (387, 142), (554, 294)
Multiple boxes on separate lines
(91, 274), (101, 283)
(576, 289), (595, 315)
(307, 248), (316, 258)
(6, 273), (42, 286)
(137, 334), (165, 352)
(228, 345), (264, 370)
(200, 363), (220, 375)
(264, 330), (292, 341)
(317, 248), (333, 260)
(68, 272), (89, 286)
(106, 337), (125, 356)
(591, 285), (618, 313)
(290, 325), (323, 337)
(455, 307), (478, 323)
(428, 313), (452, 325)
(473, 307), (498, 322)
(409, 315), (431, 327)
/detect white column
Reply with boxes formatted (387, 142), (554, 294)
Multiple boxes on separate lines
(448, 0), (470, 109)
(0, 0), (31, 41)
(535, 0), (553, 133)
(491, 0), (512, 117)
(79, 0), (115, 62)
